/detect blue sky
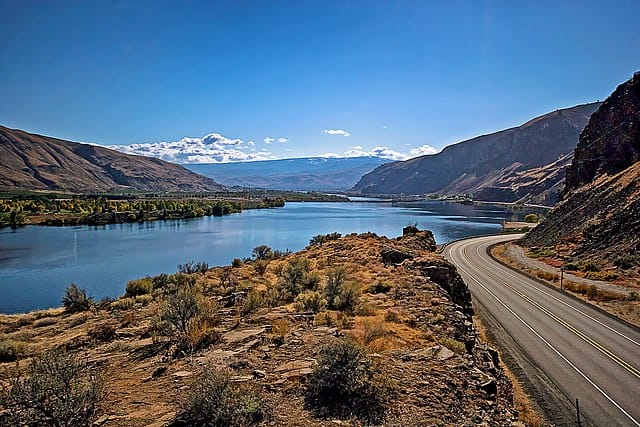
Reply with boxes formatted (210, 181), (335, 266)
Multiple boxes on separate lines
(1, 1), (639, 163)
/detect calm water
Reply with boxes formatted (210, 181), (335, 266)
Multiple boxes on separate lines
(0, 201), (531, 313)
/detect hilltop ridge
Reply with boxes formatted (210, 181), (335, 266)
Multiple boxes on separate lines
(523, 72), (640, 272)
(0, 126), (225, 193)
(352, 102), (601, 205)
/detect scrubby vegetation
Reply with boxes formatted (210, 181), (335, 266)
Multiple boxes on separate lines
(153, 282), (220, 354)
(0, 349), (106, 426)
(173, 366), (267, 427)
(0, 230), (521, 426)
(309, 232), (342, 246)
(0, 339), (28, 362)
(62, 284), (93, 313)
(305, 338), (394, 423)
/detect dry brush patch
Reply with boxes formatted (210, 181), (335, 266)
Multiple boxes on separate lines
(0, 231), (522, 426)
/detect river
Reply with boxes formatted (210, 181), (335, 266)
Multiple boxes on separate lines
(0, 200), (533, 313)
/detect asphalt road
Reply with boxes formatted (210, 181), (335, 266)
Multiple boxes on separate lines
(444, 234), (640, 427)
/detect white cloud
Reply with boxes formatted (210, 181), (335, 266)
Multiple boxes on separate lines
(108, 132), (276, 164)
(263, 137), (275, 144)
(247, 140), (255, 147)
(409, 144), (438, 156)
(324, 129), (351, 137)
(278, 137), (288, 143)
(342, 146), (407, 161)
(318, 144), (440, 161)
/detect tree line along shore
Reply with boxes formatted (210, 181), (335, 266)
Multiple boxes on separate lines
(0, 191), (348, 228)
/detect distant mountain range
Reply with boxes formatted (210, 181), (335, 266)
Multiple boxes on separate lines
(352, 102), (601, 205)
(524, 72), (640, 266)
(0, 126), (224, 193)
(186, 156), (391, 191)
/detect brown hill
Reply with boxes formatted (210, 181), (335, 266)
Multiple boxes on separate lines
(523, 72), (640, 269)
(351, 103), (600, 205)
(0, 126), (225, 193)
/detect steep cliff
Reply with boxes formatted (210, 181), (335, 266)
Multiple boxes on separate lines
(0, 126), (225, 193)
(523, 73), (640, 267)
(352, 103), (600, 205)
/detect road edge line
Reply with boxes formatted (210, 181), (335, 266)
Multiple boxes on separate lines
(486, 241), (640, 334)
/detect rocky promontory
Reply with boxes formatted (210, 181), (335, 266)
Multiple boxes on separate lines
(0, 229), (521, 426)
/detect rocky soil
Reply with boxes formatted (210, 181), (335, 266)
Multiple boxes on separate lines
(0, 229), (523, 426)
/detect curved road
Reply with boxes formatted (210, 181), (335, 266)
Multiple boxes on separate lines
(444, 234), (640, 427)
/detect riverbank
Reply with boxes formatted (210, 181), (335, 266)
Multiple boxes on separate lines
(0, 229), (521, 426)
(0, 191), (350, 228)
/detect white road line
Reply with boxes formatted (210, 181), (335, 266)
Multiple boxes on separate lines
(469, 239), (640, 348)
(450, 244), (640, 426)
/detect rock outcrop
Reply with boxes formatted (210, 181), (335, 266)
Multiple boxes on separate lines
(0, 126), (225, 193)
(523, 73), (640, 269)
(0, 229), (520, 426)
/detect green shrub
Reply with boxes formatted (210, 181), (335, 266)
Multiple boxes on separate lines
(112, 297), (135, 311)
(368, 281), (391, 294)
(0, 339), (28, 362)
(156, 284), (219, 354)
(151, 273), (170, 289)
(527, 247), (556, 259)
(62, 284), (93, 313)
(441, 337), (467, 355)
(563, 262), (580, 271)
(174, 366), (266, 426)
(305, 339), (393, 423)
(294, 291), (327, 313)
(252, 245), (273, 261)
(125, 278), (153, 297)
(614, 254), (640, 270)
(254, 259), (270, 276)
(324, 267), (347, 308)
(354, 301), (377, 316)
(168, 273), (197, 290)
(580, 261), (601, 272)
(585, 271), (619, 281)
(309, 232), (342, 246)
(241, 290), (264, 316)
(279, 258), (313, 299)
(231, 258), (243, 268)
(524, 213), (539, 223)
(324, 267), (361, 312)
(335, 282), (361, 313)
(0, 349), (105, 426)
(178, 260), (209, 274)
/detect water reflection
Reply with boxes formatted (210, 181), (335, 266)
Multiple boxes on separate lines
(0, 201), (535, 313)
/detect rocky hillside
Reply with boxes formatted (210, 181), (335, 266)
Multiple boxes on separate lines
(0, 126), (225, 193)
(0, 229), (522, 426)
(523, 73), (640, 269)
(352, 103), (600, 205)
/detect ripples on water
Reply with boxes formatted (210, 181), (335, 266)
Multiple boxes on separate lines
(0, 201), (533, 313)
